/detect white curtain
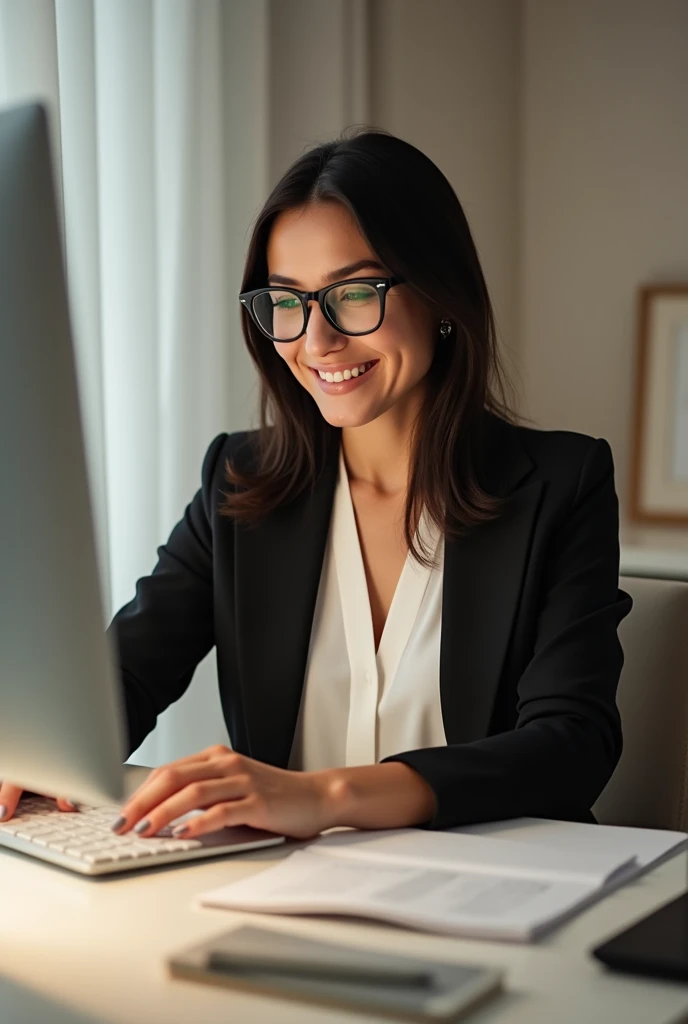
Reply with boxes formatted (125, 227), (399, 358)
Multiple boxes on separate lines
(0, 0), (269, 766)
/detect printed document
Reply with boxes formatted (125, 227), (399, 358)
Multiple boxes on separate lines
(197, 818), (687, 941)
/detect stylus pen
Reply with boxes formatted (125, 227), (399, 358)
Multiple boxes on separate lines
(207, 951), (435, 988)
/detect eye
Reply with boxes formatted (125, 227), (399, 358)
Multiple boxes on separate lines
(330, 284), (377, 304)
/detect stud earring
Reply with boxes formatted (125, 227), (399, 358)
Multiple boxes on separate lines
(439, 319), (452, 339)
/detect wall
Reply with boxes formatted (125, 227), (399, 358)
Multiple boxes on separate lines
(519, 0), (688, 522)
(269, 0), (370, 181)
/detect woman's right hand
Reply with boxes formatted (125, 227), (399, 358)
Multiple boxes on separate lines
(0, 781), (78, 822)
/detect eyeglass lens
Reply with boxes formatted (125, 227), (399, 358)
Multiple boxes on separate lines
(251, 282), (382, 340)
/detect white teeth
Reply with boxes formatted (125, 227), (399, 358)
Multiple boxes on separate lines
(318, 361), (373, 383)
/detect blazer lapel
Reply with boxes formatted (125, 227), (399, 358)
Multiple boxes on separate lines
(439, 413), (541, 743)
(234, 439), (339, 767)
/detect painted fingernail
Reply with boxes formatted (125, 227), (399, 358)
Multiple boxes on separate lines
(134, 819), (151, 834)
(0, 805), (7, 822)
(110, 815), (127, 832)
(171, 825), (189, 837)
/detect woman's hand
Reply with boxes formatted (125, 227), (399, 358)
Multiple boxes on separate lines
(0, 782), (78, 822)
(111, 745), (335, 841)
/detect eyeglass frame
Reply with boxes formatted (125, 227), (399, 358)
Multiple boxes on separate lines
(239, 275), (406, 342)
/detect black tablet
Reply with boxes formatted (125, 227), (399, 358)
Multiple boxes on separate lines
(593, 891), (688, 982)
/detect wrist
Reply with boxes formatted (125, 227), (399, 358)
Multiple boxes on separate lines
(315, 768), (354, 831)
(314, 763), (437, 831)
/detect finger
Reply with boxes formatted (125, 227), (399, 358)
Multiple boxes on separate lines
(112, 760), (245, 835)
(171, 795), (256, 838)
(115, 763), (221, 831)
(126, 747), (236, 803)
(0, 782), (24, 822)
(56, 798), (79, 812)
(122, 776), (251, 838)
(0, 785), (78, 822)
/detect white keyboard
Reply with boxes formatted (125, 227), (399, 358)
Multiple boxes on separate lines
(0, 796), (284, 875)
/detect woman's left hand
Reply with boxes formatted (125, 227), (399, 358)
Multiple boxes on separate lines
(111, 745), (334, 840)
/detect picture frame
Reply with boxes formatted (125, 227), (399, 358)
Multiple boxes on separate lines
(630, 284), (688, 524)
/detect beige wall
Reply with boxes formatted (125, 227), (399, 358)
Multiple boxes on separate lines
(519, 0), (688, 521)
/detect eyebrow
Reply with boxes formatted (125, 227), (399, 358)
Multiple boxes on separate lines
(267, 259), (387, 287)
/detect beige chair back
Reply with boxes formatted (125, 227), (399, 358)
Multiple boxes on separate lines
(593, 575), (688, 830)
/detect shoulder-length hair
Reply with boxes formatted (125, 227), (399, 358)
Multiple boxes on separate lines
(221, 126), (526, 568)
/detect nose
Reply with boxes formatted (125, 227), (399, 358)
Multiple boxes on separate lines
(303, 298), (343, 354)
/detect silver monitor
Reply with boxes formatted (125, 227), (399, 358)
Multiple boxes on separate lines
(0, 102), (127, 804)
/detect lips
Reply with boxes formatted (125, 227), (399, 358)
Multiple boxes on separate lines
(310, 359), (380, 394)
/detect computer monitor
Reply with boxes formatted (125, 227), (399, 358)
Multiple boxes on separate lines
(0, 102), (127, 804)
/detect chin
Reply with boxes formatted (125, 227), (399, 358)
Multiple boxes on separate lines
(318, 406), (381, 429)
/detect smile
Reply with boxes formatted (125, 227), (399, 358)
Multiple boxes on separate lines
(310, 360), (379, 394)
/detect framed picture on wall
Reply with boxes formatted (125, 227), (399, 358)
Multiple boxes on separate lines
(630, 284), (688, 523)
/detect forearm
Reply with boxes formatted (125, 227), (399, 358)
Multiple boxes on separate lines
(382, 715), (620, 830)
(317, 762), (438, 830)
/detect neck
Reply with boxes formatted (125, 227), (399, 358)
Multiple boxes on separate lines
(340, 391), (423, 498)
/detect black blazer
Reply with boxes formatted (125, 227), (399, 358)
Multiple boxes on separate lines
(107, 411), (633, 831)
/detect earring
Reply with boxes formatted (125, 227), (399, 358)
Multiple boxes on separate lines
(439, 319), (452, 339)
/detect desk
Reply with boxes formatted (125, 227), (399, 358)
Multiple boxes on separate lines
(2, 767), (688, 1024)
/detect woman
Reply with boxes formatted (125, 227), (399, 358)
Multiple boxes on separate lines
(1, 128), (633, 838)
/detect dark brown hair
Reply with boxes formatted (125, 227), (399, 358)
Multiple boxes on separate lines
(221, 126), (526, 568)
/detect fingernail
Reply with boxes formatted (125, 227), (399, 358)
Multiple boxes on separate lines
(110, 815), (127, 832)
(134, 819), (151, 834)
(0, 805), (7, 822)
(65, 800), (78, 810)
(171, 825), (189, 837)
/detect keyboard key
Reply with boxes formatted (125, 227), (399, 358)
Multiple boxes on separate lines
(110, 846), (148, 860)
(82, 852), (116, 865)
(157, 840), (201, 852)
(0, 823), (23, 835)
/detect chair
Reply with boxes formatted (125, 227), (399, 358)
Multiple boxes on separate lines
(593, 575), (688, 830)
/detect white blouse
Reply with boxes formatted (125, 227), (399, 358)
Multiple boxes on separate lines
(288, 445), (447, 772)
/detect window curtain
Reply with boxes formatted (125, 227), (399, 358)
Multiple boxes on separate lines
(0, 0), (269, 766)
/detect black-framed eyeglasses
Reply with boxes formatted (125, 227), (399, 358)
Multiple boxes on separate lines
(239, 276), (405, 342)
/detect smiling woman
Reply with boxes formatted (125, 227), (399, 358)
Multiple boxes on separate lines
(230, 130), (520, 561)
(74, 127), (633, 844)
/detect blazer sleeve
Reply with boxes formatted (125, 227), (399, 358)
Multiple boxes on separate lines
(106, 432), (229, 758)
(381, 438), (633, 830)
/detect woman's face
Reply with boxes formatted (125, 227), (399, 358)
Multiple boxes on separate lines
(265, 201), (437, 429)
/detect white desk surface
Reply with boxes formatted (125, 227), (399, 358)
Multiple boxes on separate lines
(2, 767), (688, 1024)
